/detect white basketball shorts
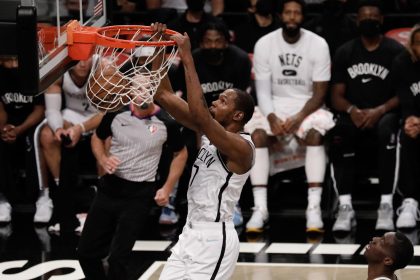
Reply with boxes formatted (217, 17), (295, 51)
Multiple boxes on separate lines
(245, 106), (335, 139)
(159, 221), (239, 280)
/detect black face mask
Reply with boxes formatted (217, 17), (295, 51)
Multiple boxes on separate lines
(1, 67), (19, 81)
(359, 19), (382, 38)
(186, 0), (205, 12)
(202, 48), (225, 64)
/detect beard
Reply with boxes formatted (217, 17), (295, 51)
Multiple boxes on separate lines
(281, 20), (302, 38)
(283, 24), (300, 38)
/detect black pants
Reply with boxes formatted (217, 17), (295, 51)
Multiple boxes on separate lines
(77, 175), (155, 280)
(399, 131), (420, 200)
(0, 129), (39, 204)
(52, 136), (96, 233)
(329, 113), (399, 195)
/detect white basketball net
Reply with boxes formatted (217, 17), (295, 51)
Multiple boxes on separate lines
(87, 28), (178, 112)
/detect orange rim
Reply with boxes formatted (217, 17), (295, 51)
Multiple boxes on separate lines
(96, 25), (178, 49)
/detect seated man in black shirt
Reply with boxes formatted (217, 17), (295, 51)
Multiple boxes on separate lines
(364, 232), (413, 280)
(329, 0), (404, 232)
(393, 24), (420, 229)
(0, 56), (45, 222)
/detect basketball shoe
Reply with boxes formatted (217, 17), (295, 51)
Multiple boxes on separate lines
(246, 206), (268, 233)
(159, 205), (179, 225)
(48, 223), (60, 235)
(233, 204), (243, 227)
(396, 198), (420, 229)
(332, 204), (356, 232)
(34, 196), (53, 223)
(375, 203), (394, 231)
(0, 201), (11, 223)
(75, 213), (87, 234)
(306, 205), (324, 233)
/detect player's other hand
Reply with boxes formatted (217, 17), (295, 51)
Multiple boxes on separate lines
(170, 32), (192, 61)
(349, 107), (367, 128)
(267, 113), (285, 136)
(151, 22), (167, 39)
(154, 187), (170, 206)
(100, 154), (121, 174)
(405, 116), (420, 138)
(1, 124), (18, 143)
(54, 128), (68, 142)
(283, 113), (305, 134)
(66, 125), (83, 147)
(360, 106), (385, 129)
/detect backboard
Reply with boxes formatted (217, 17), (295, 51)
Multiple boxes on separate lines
(0, 0), (108, 95)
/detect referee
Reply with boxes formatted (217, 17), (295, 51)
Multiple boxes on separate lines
(77, 99), (187, 280)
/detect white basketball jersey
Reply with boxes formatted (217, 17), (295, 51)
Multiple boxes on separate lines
(253, 28), (331, 110)
(62, 71), (97, 116)
(186, 133), (255, 223)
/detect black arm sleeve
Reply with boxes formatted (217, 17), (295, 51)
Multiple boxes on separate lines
(158, 111), (185, 152)
(95, 112), (117, 140)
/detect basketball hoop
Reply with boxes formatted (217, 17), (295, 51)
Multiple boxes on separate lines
(65, 20), (179, 112)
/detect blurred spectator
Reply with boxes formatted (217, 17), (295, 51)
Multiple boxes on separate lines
(0, 56), (45, 223)
(115, 0), (139, 12)
(329, 0), (404, 232)
(247, 0), (333, 233)
(168, 0), (220, 50)
(393, 24), (420, 229)
(306, 0), (358, 57)
(38, 58), (103, 232)
(223, 0), (251, 12)
(147, 0), (224, 15)
(233, 0), (281, 53)
(393, 0), (420, 12)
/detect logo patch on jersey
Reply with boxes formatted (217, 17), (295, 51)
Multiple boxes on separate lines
(361, 77), (372, 83)
(410, 81), (420, 96)
(148, 124), (158, 134)
(282, 69), (297, 76)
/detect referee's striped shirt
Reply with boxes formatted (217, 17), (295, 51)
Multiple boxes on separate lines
(96, 109), (185, 182)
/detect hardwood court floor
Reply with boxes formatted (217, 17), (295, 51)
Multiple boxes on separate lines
(1, 202), (420, 279)
(141, 262), (420, 280)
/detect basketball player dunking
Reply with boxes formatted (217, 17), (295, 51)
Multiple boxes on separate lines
(152, 23), (256, 280)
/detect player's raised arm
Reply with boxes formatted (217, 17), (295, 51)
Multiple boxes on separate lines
(151, 23), (199, 132)
(171, 33), (254, 174)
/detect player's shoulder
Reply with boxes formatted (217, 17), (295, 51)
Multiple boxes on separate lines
(334, 38), (358, 57)
(301, 28), (328, 45)
(239, 132), (254, 144)
(227, 44), (249, 58)
(382, 36), (405, 53)
(393, 49), (412, 67)
(255, 28), (282, 47)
